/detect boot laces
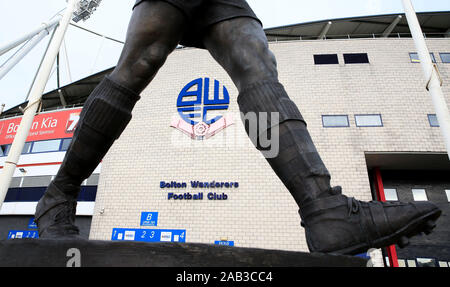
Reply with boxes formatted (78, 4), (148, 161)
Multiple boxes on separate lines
(347, 197), (360, 217)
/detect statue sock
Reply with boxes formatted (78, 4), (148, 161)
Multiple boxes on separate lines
(34, 76), (140, 237)
(266, 120), (339, 206)
(52, 75), (141, 197)
(238, 79), (334, 208)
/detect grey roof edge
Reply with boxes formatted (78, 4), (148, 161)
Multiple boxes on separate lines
(263, 11), (450, 31)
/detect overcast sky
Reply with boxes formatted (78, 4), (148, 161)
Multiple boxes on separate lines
(1, 0), (449, 111)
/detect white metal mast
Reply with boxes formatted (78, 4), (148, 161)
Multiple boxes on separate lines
(0, 17), (62, 57)
(0, 0), (102, 209)
(402, 0), (450, 160)
(0, 18), (61, 81)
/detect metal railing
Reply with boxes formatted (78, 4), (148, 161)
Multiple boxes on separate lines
(267, 32), (450, 42)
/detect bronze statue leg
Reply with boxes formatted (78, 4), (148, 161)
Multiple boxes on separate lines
(204, 17), (333, 206)
(110, 1), (186, 93)
(203, 17), (277, 92)
(34, 1), (186, 239)
(203, 17), (441, 255)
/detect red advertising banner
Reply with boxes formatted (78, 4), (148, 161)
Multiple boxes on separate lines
(0, 108), (82, 145)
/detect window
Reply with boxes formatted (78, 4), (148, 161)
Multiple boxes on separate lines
(416, 258), (436, 267)
(21, 142), (32, 154)
(439, 53), (450, 63)
(355, 114), (383, 127)
(322, 115), (349, 127)
(21, 176), (52, 187)
(86, 174), (100, 186)
(409, 52), (436, 63)
(10, 177), (22, 188)
(60, 138), (72, 151)
(438, 261), (449, 267)
(445, 190), (450, 202)
(412, 189), (428, 201)
(31, 139), (61, 153)
(384, 188), (398, 201)
(0, 144), (11, 157)
(343, 53), (369, 64)
(1, 138), (74, 156)
(314, 54), (339, 65)
(428, 114), (439, 127)
(407, 260), (417, 267)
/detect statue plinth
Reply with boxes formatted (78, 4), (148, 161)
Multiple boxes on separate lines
(0, 239), (367, 267)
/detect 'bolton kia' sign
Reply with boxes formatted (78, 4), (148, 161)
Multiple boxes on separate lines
(0, 108), (81, 145)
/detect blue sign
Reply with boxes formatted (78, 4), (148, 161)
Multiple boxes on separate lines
(177, 77), (230, 125)
(140, 212), (158, 227)
(111, 228), (186, 243)
(215, 240), (234, 246)
(28, 217), (38, 229)
(8, 230), (38, 239)
(356, 252), (371, 260)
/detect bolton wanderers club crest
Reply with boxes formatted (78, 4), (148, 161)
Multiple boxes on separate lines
(170, 77), (233, 139)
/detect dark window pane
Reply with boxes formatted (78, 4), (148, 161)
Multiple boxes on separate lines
(428, 114), (439, 127)
(0, 144), (11, 157)
(344, 53), (369, 64)
(416, 258), (436, 267)
(60, 138), (72, 151)
(409, 52), (436, 63)
(322, 115), (349, 127)
(314, 54), (339, 65)
(22, 142), (32, 154)
(440, 53), (450, 63)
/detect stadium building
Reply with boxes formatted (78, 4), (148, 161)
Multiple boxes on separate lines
(1, 12), (450, 267)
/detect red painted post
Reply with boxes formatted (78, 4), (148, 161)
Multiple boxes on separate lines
(374, 167), (399, 267)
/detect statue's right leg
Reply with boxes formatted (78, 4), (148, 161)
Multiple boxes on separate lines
(35, 1), (186, 239)
(204, 17), (442, 255)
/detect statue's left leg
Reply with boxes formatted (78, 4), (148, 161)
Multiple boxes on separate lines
(203, 17), (442, 255)
(34, 1), (187, 239)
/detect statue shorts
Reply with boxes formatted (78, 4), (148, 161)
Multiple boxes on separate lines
(133, 0), (262, 48)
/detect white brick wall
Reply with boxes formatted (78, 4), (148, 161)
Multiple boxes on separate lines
(89, 37), (450, 266)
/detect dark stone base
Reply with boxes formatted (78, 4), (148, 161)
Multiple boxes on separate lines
(0, 239), (367, 267)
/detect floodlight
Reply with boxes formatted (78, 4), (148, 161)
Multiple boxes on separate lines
(72, 0), (102, 23)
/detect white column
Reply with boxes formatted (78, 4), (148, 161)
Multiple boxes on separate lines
(402, 0), (450, 160)
(0, 0), (80, 209)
